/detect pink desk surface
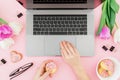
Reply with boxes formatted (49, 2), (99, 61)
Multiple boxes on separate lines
(0, 0), (120, 80)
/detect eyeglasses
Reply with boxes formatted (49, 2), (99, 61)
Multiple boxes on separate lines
(9, 62), (33, 80)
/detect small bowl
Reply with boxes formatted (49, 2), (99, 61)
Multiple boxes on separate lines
(96, 57), (120, 80)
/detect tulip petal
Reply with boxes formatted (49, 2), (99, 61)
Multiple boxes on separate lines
(99, 26), (111, 39)
(0, 38), (14, 49)
(0, 25), (13, 41)
(114, 29), (120, 43)
(9, 22), (23, 35)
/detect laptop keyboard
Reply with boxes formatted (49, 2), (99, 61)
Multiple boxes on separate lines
(33, 15), (87, 35)
(33, 0), (87, 4)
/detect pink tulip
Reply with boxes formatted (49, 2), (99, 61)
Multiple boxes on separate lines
(99, 26), (111, 39)
(0, 25), (13, 41)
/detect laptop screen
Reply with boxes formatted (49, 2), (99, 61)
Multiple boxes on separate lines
(33, 0), (87, 4)
(26, 0), (96, 9)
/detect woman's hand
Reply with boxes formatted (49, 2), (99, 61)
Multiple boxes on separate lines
(60, 41), (81, 68)
(60, 41), (90, 80)
(33, 60), (52, 80)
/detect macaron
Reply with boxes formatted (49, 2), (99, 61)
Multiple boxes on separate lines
(45, 61), (57, 75)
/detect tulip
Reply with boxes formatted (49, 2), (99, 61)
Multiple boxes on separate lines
(9, 22), (23, 35)
(0, 38), (14, 49)
(114, 28), (120, 43)
(99, 26), (111, 39)
(0, 25), (13, 41)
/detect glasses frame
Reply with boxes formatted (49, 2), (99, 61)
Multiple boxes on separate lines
(9, 62), (33, 80)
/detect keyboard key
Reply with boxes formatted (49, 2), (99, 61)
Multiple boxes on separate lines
(84, 32), (87, 35)
(39, 21), (42, 24)
(49, 32), (67, 35)
(33, 32), (37, 35)
(37, 32), (40, 35)
(34, 21), (38, 24)
(34, 25), (39, 27)
(80, 32), (84, 35)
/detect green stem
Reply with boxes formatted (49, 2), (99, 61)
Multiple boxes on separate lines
(119, 4), (120, 12)
(115, 22), (119, 29)
(0, 18), (8, 24)
(97, 0), (108, 35)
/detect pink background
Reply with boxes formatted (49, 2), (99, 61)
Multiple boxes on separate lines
(0, 0), (120, 80)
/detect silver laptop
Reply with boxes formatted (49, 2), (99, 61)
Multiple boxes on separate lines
(26, 0), (95, 56)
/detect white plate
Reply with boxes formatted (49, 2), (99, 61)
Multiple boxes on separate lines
(96, 57), (120, 80)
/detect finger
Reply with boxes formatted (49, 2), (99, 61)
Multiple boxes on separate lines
(61, 41), (71, 57)
(35, 67), (46, 79)
(62, 41), (72, 56)
(69, 42), (80, 56)
(60, 41), (67, 56)
(60, 41), (64, 50)
(61, 49), (65, 58)
(39, 71), (50, 80)
(37, 60), (53, 76)
(39, 63), (47, 76)
(34, 66), (45, 80)
(35, 66), (44, 78)
(66, 42), (75, 55)
(60, 41), (66, 57)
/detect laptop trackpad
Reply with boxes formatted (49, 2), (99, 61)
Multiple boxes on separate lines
(45, 36), (76, 56)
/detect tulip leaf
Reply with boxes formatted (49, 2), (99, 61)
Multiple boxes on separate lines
(102, 2), (105, 10)
(107, 0), (110, 19)
(109, 9), (116, 32)
(106, 14), (110, 28)
(106, 0), (111, 27)
(0, 18), (8, 24)
(97, 15), (106, 35)
(102, 0), (106, 2)
(110, 0), (119, 13)
(97, 1), (107, 35)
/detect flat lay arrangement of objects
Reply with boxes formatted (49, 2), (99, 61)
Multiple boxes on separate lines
(0, 0), (120, 80)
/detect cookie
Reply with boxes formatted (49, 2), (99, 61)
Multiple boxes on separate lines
(10, 51), (23, 63)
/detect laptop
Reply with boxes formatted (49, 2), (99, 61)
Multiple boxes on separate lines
(26, 0), (97, 56)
